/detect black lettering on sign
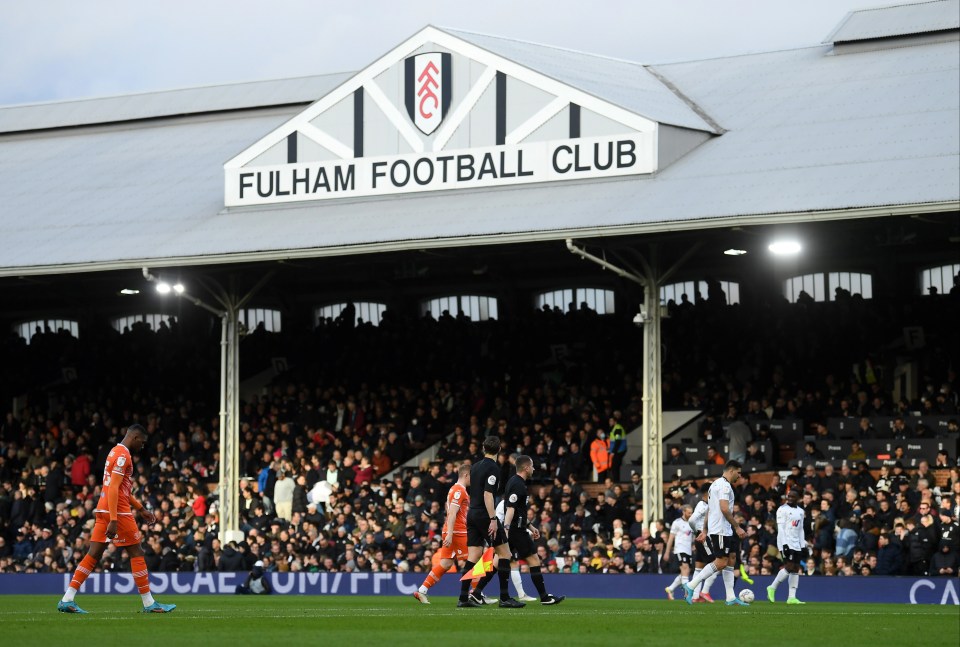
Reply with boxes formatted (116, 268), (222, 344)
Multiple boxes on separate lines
(552, 145), (572, 173)
(518, 150), (533, 177)
(594, 141), (613, 171)
(239, 173), (254, 199)
(335, 165), (355, 191)
(617, 140), (636, 168)
(276, 170), (290, 196)
(458, 154), (475, 182)
(436, 156), (454, 182)
(391, 160), (410, 187)
(371, 162), (387, 189)
(292, 168), (309, 195)
(413, 159), (434, 186)
(574, 144), (590, 172)
(477, 153), (497, 180)
(499, 151), (516, 178)
(313, 168), (330, 193)
(257, 171), (274, 198)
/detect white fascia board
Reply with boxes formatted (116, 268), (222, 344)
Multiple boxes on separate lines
(3, 201), (955, 279)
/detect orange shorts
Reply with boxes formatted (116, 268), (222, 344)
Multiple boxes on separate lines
(436, 533), (468, 562)
(91, 512), (142, 547)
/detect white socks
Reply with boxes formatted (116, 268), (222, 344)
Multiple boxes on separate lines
(141, 592), (155, 606)
(62, 587), (78, 603)
(704, 571), (718, 593)
(722, 567), (735, 602)
(418, 585), (428, 594)
(689, 562), (717, 588)
(771, 568), (789, 590)
(511, 568), (527, 598)
(669, 575), (683, 590)
(788, 573), (799, 599)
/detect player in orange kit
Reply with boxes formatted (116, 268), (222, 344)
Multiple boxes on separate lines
(414, 463), (471, 604)
(57, 424), (176, 614)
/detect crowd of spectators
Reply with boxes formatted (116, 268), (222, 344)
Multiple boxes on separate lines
(1, 288), (958, 577)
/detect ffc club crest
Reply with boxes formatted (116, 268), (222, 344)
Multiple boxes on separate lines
(405, 52), (452, 136)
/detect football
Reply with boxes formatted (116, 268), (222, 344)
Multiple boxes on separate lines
(739, 589), (755, 603)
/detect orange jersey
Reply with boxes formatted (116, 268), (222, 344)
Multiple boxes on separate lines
(445, 483), (469, 535)
(95, 444), (135, 516)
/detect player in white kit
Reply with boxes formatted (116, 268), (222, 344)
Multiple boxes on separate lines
(663, 505), (694, 599)
(687, 483), (719, 602)
(767, 489), (807, 604)
(682, 460), (749, 606)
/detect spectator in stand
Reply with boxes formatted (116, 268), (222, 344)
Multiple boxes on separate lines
(745, 442), (766, 466)
(803, 442), (825, 461)
(667, 446), (688, 466)
(726, 420), (751, 464)
(847, 441), (866, 462)
(705, 446), (724, 465)
(589, 430), (611, 482)
(273, 470), (294, 521)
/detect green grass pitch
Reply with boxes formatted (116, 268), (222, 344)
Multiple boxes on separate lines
(4, 595), (958, 646)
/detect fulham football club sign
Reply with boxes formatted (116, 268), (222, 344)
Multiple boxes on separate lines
(405, 52), (452, 135)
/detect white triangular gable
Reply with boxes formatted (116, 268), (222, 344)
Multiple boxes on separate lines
(224, 26), (709, 207)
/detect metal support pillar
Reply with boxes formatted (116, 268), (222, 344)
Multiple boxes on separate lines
(640, 271), (663, 528)
(566, 240), (698, 529)
(144, 268), (272, 545)
(565, 240), (663, 526)
(220, 305), (243, 544)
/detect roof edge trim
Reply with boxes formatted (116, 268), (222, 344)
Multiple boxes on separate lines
(2, 201), (955, 279)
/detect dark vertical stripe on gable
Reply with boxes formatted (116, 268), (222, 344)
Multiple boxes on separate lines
(354, 88), (364, 158)
(286, 132), (297, 163)
(496, 71), (507, 146)
(569, 103), (581, 139)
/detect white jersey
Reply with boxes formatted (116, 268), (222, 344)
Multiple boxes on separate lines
(776, 503), (806, 551)
(707, 477), (735, 536)
(496, 500), (505, 524)
(689, 500), (708, 533)
(670, 517), (694, 555)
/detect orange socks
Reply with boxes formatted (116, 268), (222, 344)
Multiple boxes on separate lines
(130, 556), (150, 594)
(69, 555), (98, 591)
(422, 563), (448, 590)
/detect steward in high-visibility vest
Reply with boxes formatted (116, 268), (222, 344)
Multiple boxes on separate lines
(608, 418), (627, 480)
(590, 432), (611, 480)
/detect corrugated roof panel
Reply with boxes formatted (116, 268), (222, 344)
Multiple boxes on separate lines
(442, 28), (717, 133)
(0, 73), (353, 134)
(827, 0), (960, 43)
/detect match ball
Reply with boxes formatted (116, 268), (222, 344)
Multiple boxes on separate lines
(738, 589), (755, 603)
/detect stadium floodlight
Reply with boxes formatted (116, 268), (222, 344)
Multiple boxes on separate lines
(768, 240), (801, 255)
(119, 288), (140, 295)
(155, 282), (172, 294)
(723, 248), (747, 256)
(173, 283), (185, 294)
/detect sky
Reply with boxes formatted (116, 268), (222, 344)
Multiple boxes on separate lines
(0, 0), (911, 107)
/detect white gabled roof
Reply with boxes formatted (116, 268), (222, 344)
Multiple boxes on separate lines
(443, 28), (720, 133)
(0, 20), (957, 276)
(826, 0), (960, 43)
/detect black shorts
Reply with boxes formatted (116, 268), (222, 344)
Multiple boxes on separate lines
(708, 534), (739, 557)
(466, 510), (508, 547)
(676, 552), (693, 566)
(782, 547), (807, 564)
(695, 539), (713, 564)
(508, 529), (536, 561)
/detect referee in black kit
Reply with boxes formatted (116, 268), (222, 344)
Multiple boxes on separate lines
(501, 455), (565, 605)
(457, 436), (524, 608)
